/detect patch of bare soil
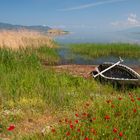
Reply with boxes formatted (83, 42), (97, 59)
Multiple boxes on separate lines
(51, 65), (96, 78)
(51, 64), (140, 78)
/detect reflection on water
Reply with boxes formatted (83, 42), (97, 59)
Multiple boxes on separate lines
(55, 30), (140, 66)
(57, 48), (140, 67)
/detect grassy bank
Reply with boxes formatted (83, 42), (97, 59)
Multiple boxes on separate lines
(0, 46), (140, 139)
(70, 43), (140, 58)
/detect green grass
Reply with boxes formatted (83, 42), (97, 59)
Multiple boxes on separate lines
(70, 43), (140, 58)
(0, 45), (140, 139)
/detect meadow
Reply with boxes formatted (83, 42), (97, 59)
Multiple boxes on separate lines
(0, 35), (140, 139)
(70, 43), (140, 58)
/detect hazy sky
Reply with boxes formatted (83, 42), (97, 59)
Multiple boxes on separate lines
(0, 0), (140, 31)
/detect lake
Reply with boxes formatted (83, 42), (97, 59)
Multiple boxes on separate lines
(55, 30), (140, 66)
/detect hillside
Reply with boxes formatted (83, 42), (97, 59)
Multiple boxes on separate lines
(0, 22), (51, 33)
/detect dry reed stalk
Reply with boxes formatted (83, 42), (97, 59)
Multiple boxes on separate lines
(0, 29), (56, 49)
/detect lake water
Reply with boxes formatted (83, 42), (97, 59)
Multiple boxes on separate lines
(55, 31), (140, 66)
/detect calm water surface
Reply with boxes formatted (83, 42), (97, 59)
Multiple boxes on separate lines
(55, 31), (140, 66)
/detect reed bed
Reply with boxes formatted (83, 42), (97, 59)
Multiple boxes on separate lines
(70, 43), (140, 58)
(0, 30), (56, 49)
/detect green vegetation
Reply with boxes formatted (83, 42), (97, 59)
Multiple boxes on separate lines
(70, 43), (140, 58)
(0, 45), (140, 139)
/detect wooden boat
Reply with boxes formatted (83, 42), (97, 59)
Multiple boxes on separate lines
(91, 59), (140, 87)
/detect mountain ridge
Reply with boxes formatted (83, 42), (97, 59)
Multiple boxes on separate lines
(0, 22), (51, 33)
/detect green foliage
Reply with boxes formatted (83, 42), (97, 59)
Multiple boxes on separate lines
(70, 43), (140, 58)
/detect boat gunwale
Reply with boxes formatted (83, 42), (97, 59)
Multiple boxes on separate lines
(93, 63), (140, 81)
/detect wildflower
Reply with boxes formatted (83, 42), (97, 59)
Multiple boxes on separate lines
(106, 100), (112, 104)
(82, 113), (88, 116)
(7, 125), (15, 131)
(118, 97), (122, 100)
(66, 131), (70, 136)
(111, 104), (115, 108)
(113, 128), (118, 133)
(133, 109), (137, 113)
(131, 99), (135, 102)
(69, 120), (72, 124)
(119, 132), (123, 137)
(137, 98), (140, 101)
(77, 128), (81, 132)
(75, 120), (79, 124)
(105, 115), (110, 120)
(51, 129), (56, 133)
(113, 138), (118, 140)
(93, 117), (96, 121)
(70, 124), (74, 129)
(75, 113), (79, 117)
(84, 137), (89, 140)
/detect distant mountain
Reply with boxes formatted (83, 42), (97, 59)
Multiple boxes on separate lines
(0, 22), (51, 33)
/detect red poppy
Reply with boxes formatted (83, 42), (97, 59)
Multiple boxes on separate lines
(113, 128), (118, 133)
(77, 128), (81, 132)
(133, 109), (137, 113)
(70, 124), (74, 129)
(7, 125), (15, 131)
(106, 100), (112, 104)
(137, 98), (140, 101)
(118, 97), (122, 100)
(51, 129), (56, 133)
(113, 138), (118, 140)
(105, 115), (110, 120)
(119, 132), (123, 137)
(66, 131), (70, 136)
(75, 120), (79, 124)
(84, 137), (89, 140)
(131, 99), (135, 102)
(82, 113), (88, 116)
(111, 104), (115, 108)
(75, 113), (79, 117)
(93, 117), (96, 121)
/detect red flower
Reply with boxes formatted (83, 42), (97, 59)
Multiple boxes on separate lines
(51, 129), (56, 133)
(66, 131), (70, 136)
(70, 124), (74, 129)
(111, 104), (115, 108)
(113, 128), (118, 133)
(93, 117), (96, 121)
(77, 128), (81, 132)
(75, 120), (79, 124)
(119, 132), (123, 137)
(105, 115), (110, 120)
(137, 98), (140, 101)
(106, 100), (112, 104)
(7, 125), (15, 131)
(133, 109), (137, 113)
(131, 99), (135, 102)
(113, 138), (118, 140)
(118, 97), (122, 100)
(82, 113), (88, 116)
(75, 113), (79, 117)
(84, 137), (89, 140)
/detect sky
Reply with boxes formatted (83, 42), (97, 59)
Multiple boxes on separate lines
(0, 0), (140, 32)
